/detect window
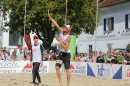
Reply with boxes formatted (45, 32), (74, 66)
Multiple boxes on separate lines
(107, 43), (112, 50)
(125, 14), (130, 29)
(9, 31), (23, 46)
(104, 17), (114, 31)
(89, 45), (92, 54)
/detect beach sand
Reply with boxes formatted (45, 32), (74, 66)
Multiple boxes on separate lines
(0, 73), (130, 86)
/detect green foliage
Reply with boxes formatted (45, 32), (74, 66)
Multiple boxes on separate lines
(0, 0), (100, 49)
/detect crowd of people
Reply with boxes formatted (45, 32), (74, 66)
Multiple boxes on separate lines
(0, 47), (130, 65)
(72, 49), (130, 65)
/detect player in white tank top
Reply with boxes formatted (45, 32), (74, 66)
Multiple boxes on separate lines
(48, 9), (71, 86)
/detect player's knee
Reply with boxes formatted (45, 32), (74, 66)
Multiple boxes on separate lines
(55, 66), (60, 70)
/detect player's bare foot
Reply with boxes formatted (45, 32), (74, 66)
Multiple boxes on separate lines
(30, 83), (34, 86)
(58, 83), (62, 86)
(38, 83), (42, 86)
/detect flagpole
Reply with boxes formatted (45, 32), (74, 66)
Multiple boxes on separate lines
(24, 0), (27, 47)
(95, 0), (98, 52)
(65, 0), (67, 24)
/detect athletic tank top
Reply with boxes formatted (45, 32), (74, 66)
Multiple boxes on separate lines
(32, 43), (41, 63)
(57, 33), (70, 53)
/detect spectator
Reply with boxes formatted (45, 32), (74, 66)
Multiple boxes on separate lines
(0, 50), (2, 60)
(49, 50), (56, 61)
(18, 48), (24, 61)
(111, 55), (118, 64)
(6, 52), (11, 60)
(92, 51), (97, 63)
(104, 51), (110, 62)
(117, 51), (124, 64)
(10, 51), (18, 61)
(79, 53), (86, 62)
(1, 50), (9, 61)
(96, 51), (105, 63)
(43, 50), (49, 61)
(72, 54), (79, 62)
(126, 52), (130, 65)
(24, 47), (28, 59)
(106, 54), (114, 63)
(86, 54), (92, 62)
(25, 50), (31, 61)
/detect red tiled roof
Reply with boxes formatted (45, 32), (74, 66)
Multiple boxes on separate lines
(101, 0), (127, 7)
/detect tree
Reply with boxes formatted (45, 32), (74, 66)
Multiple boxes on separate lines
(0, 0), (99, 50)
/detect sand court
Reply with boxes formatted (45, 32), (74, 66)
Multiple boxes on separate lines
(0, 73), (130, 86)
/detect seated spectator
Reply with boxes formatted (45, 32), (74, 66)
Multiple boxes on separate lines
(86, 54), (92, 62)
(111, 55), (118, 64)
(10, 51), (18, 61)
(126, 52), (130, 65)
(1, 50), (9, 61)
(18, 48), (24, 61)
(96, 51), (105, 63)
(117, 51), (124, 64)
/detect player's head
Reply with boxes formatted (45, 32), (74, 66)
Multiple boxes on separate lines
(62, 24), (71, 34)
(33, 35), (39, 44)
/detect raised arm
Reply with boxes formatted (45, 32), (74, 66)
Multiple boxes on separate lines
(48, 10), (63, 32)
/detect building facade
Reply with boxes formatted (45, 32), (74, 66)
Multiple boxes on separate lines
(77, 0), (130, 53)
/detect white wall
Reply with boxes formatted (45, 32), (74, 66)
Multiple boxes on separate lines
(77, 2), (130, 53)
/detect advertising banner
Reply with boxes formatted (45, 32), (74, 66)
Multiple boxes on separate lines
(87, 63), (122, 79)
(122, 65), (130, 79)
(70, 62), (87, 74)
(0, 61), (49, 73)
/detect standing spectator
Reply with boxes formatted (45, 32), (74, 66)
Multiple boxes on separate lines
(106, 54), (114, 63)
(24, 47), (28, 59)
(0, 50), (2, 60)
(79, 53), (86, 62)
(126, 52), (130, 65)
(111, 55), (118, 64)
(49, 50), (56, 61)
(86, 54), (92, 62)
(96, 51), (105, 63)
(104, 51), (110, 62)
(26, 50), (31, 61)
(18, 49), (24, 61)
(72, 54), (78, 61)
(92, 51), (97, 63)
(117, 51), (124, 64)
(43, 50), (49, 61)
(10, 51), (18, 61)
(1, 50), (9, 61)
(6, 52), (11, 60)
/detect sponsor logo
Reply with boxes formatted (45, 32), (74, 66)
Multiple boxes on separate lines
(69, 63), (86, 74)
(22, 63), (48, 73)
(98, 64), (110, 77)
(0, 61), (19, 73)
(125, 69), (130, 77)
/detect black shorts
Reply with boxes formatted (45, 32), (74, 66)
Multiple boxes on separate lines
(55, 52), (70, 69)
